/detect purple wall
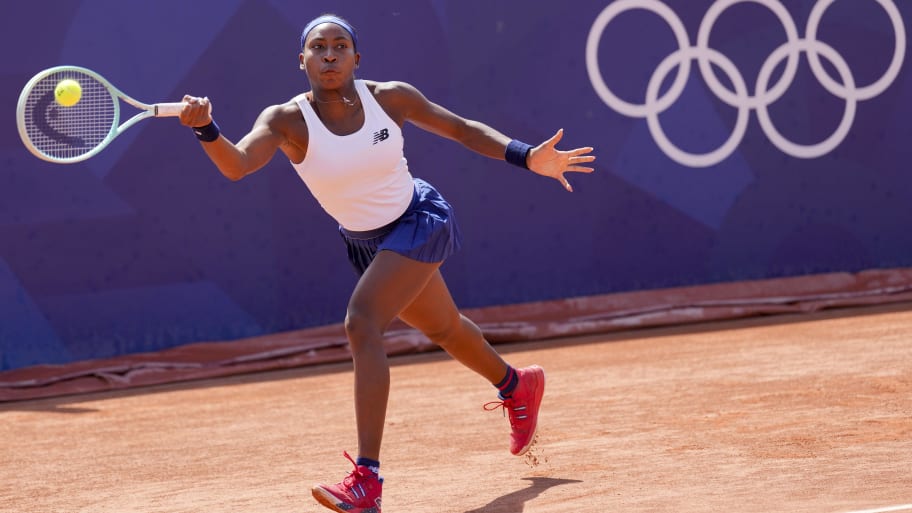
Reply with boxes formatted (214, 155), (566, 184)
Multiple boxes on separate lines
(2, 0), (910, 369)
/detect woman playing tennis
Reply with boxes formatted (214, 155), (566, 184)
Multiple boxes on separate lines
(179, 14), (595, 513)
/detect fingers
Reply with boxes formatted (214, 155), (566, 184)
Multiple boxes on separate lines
(544, 128), (564, 148)
(179, 95), (213, 127)
(569, 146), (595, 157)
(569, 155), (596, 164)
(560, 154), (595, 174)
(528, 130), (595, 191)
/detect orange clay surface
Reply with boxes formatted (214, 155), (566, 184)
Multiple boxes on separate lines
(2, 303), (911, 513)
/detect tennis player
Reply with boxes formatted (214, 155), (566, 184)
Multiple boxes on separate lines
(179, 14), (595, 513)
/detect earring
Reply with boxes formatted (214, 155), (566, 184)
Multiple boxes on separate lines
(299, 64), (306, 70)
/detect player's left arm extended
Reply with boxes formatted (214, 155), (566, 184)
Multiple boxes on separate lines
(392, 81), (596, 191)
(388, 81), (511, 160)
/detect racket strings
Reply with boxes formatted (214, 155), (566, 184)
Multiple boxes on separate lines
(22, 70), (116, 160)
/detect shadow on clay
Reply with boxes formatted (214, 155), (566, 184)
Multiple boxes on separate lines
(463, 476), (583, 513)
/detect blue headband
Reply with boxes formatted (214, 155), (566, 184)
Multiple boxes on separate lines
(300, 15), (358, 50)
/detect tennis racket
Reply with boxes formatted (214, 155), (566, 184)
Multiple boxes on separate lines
(16, 65), (197, 164)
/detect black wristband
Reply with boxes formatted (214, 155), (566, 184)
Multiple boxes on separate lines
(505, 140), (533, 169)
(193, 120), (220, 142)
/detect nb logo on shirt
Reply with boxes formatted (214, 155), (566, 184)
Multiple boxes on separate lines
(372, 128), (390, 145)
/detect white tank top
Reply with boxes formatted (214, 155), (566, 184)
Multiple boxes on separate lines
(290, 80), (414, 231)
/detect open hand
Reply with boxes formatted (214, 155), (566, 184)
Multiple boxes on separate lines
(526, 129), (595, 192)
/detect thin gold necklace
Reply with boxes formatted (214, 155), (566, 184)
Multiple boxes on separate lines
(310, 92), (358, 107)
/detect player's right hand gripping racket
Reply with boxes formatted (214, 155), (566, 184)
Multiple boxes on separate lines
(16, 65), (194, 164)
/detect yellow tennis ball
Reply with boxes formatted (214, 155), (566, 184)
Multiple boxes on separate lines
(55, 79), (82, 107)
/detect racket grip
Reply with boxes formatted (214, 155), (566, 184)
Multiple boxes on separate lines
(154, 102), (187, 117)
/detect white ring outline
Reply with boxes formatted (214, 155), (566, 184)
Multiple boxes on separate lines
(646, 47), (751, 168)
(586, 0), (691, 118)
(755, 39), (857, 159)
(806, 0), (906, 101)
(696, 0), (801, 110)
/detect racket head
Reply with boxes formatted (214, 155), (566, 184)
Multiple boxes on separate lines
(16, 66), (120, 164)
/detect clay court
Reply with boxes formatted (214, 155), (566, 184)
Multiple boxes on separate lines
(3, 2), (911, 512)
(2, 302), (910, 513)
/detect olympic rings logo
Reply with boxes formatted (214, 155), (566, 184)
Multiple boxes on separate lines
(586, 0), (906, 168)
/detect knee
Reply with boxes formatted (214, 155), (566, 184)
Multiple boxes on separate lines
(344, 307), (383, 350)
(423, 311), (465, 348)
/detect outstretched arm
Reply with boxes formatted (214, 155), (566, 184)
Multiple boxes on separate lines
(384, 81), (596, 192)
(179, 96), (287, 181)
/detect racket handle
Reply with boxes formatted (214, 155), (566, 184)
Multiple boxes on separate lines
(154, 102), (187, 117)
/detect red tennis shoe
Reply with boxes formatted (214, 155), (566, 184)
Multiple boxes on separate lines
(485, 365), (545, 456)
(312, 452), (383, 513)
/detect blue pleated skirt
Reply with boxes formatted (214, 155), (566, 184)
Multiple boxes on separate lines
(339, 178), (462, 275)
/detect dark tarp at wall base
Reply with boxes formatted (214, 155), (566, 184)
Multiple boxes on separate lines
(3, 268), (912, 402)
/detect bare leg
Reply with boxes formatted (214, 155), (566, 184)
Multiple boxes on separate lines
(345, 251), (441, 461)
(399, 270), (543, 459)
(397, 270), (509, 384)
